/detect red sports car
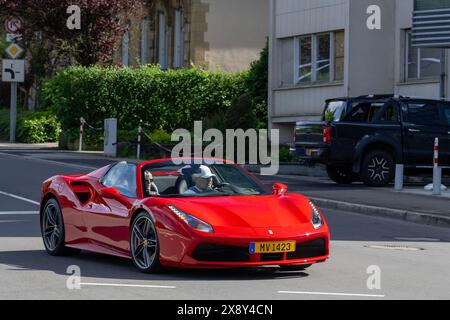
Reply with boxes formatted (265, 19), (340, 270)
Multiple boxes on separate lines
(40, 158), (330, 272)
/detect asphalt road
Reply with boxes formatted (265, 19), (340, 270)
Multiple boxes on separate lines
(0, 149), (449, 300)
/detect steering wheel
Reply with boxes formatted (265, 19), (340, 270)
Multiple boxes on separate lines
(214, 182), (239, 194)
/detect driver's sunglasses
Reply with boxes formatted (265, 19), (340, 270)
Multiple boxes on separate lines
(146, 178), (153, 183)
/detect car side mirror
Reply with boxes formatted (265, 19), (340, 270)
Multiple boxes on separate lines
(99, 187), (121, 199)
(273, 183), (288, 196)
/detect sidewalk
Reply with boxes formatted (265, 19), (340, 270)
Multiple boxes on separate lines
(0, 142), (58, 150)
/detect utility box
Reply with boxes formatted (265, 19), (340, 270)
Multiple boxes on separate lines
(104, 118), (117, 158)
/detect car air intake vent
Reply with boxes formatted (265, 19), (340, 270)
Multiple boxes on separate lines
(260, 253), (284, 262)
(191, 243), (249, 262)
(287, 238), (326, 260)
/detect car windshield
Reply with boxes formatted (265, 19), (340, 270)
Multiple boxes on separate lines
(323, 100), (346, 122)
(141, 162), (270, 198)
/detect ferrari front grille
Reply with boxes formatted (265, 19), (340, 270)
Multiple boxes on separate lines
(287, 238), (326, 260)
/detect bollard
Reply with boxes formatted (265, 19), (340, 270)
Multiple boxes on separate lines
(433, 137), (441, 195)
(395, 164), (404, 191)
(137, 125), (142, 160)
(79, 117), (85, 152)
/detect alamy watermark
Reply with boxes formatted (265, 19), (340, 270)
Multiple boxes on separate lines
(366, 265), (381, 290)
(67, 5), (81, 30)
(171, 121), (280, 175)
(367, 5), (381, 30)
(66, 265), (81, 290)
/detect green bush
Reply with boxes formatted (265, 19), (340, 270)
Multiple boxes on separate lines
(42, 65), (249, 145)
(0, 109), (61, 143)
(225, 94), (257, 130)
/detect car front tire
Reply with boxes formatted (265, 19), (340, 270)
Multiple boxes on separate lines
(130, 211), (161, 273)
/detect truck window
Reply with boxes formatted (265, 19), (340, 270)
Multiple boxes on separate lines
(377, 104), (398, 122)
(442, 105), (450, 126)
(345, 102), (384, 122)
(323, 101), (346, 122)
(405, 103), (441, 125)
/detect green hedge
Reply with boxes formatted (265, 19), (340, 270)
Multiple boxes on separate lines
(0, 109), (61, 143)
(42, 66), (249, 141)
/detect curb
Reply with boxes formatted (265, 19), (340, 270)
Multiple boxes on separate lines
(311, 197), (450, 229)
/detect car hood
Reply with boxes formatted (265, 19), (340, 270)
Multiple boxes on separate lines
(157, 194), (313, 228)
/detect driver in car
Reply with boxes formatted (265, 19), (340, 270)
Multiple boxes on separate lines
(183, 166), (216, 195)
(144, 171), (160, 196)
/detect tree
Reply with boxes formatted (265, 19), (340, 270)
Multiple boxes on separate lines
(0, 0), (140, 110)
(246, 39), (269, 127)
(225, 94), (257, 131)
(0, 0), (140, 74)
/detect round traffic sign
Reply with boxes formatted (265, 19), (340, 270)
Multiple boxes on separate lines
(4, 17), (22, 33)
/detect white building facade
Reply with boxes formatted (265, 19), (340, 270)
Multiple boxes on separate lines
(269, 0), (449, 143)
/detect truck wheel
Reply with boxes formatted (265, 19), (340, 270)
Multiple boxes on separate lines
(361, 150), (395, 187)
(326, 165), (358, 184)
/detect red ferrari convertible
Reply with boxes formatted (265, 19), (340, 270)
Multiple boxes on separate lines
(40, 158), (329, 272)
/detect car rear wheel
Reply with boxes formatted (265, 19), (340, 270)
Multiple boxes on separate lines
(326, 165), (358, 184)
(361, 150), (395, 187)
(130, 212), (161, 273)
(41, 198), (80, 256)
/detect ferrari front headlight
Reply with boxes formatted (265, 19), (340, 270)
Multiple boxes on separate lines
(167, 205), (214, 233)
(309, 201), (323, 229)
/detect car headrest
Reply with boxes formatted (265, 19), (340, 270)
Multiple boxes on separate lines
(176, 178), (189, 194)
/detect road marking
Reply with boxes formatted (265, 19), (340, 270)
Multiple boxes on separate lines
(365, 245), (424, 251)
(80, 282), (176, 289)
(0, 211), (39, 215)
(394, 237), (440, 242)
(278, 291), (385, 298)
(0, 190), (39, 206)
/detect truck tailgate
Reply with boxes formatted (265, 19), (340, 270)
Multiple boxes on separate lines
(294, 121), (329, 159)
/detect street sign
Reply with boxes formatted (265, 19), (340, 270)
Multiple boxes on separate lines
(413, 0), (450, 47)
(2, 59), (25, 83)
(5, 43), (24, 59)
(6, 33), (22, 43)
(4, 17), (22, 33)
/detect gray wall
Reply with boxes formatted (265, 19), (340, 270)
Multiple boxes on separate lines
(347, 0), (396, 96)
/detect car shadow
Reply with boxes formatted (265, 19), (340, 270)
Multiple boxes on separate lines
(0, 249), (310, 282)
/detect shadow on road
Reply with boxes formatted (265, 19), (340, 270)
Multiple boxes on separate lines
(0, 249), (310, 282)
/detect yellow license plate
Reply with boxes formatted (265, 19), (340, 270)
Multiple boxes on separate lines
(306, 149), (313, 156)
(250, 241), (296, 254)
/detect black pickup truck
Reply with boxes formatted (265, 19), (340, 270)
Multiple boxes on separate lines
(294, 95), (450, 187)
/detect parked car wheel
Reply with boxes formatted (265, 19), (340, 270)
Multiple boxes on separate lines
(130, 211), (161, 273)
(41, 198), (80, 256)
(326, 165), (358, 184)
(361, 150), (395, 187)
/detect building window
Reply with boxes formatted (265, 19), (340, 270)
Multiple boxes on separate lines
(295, 30), (344, 84)
(173, 9), (184, 69)
(158, 11), (168, 70)
(405, 30), (442, 81)
(140, 18), (149, 65)
(122, 30), (130, 67)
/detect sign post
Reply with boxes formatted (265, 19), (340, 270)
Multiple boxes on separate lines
(2, 59), (25, 143)
(2, 17), (25, 143)
(10, 83), (17, 143)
